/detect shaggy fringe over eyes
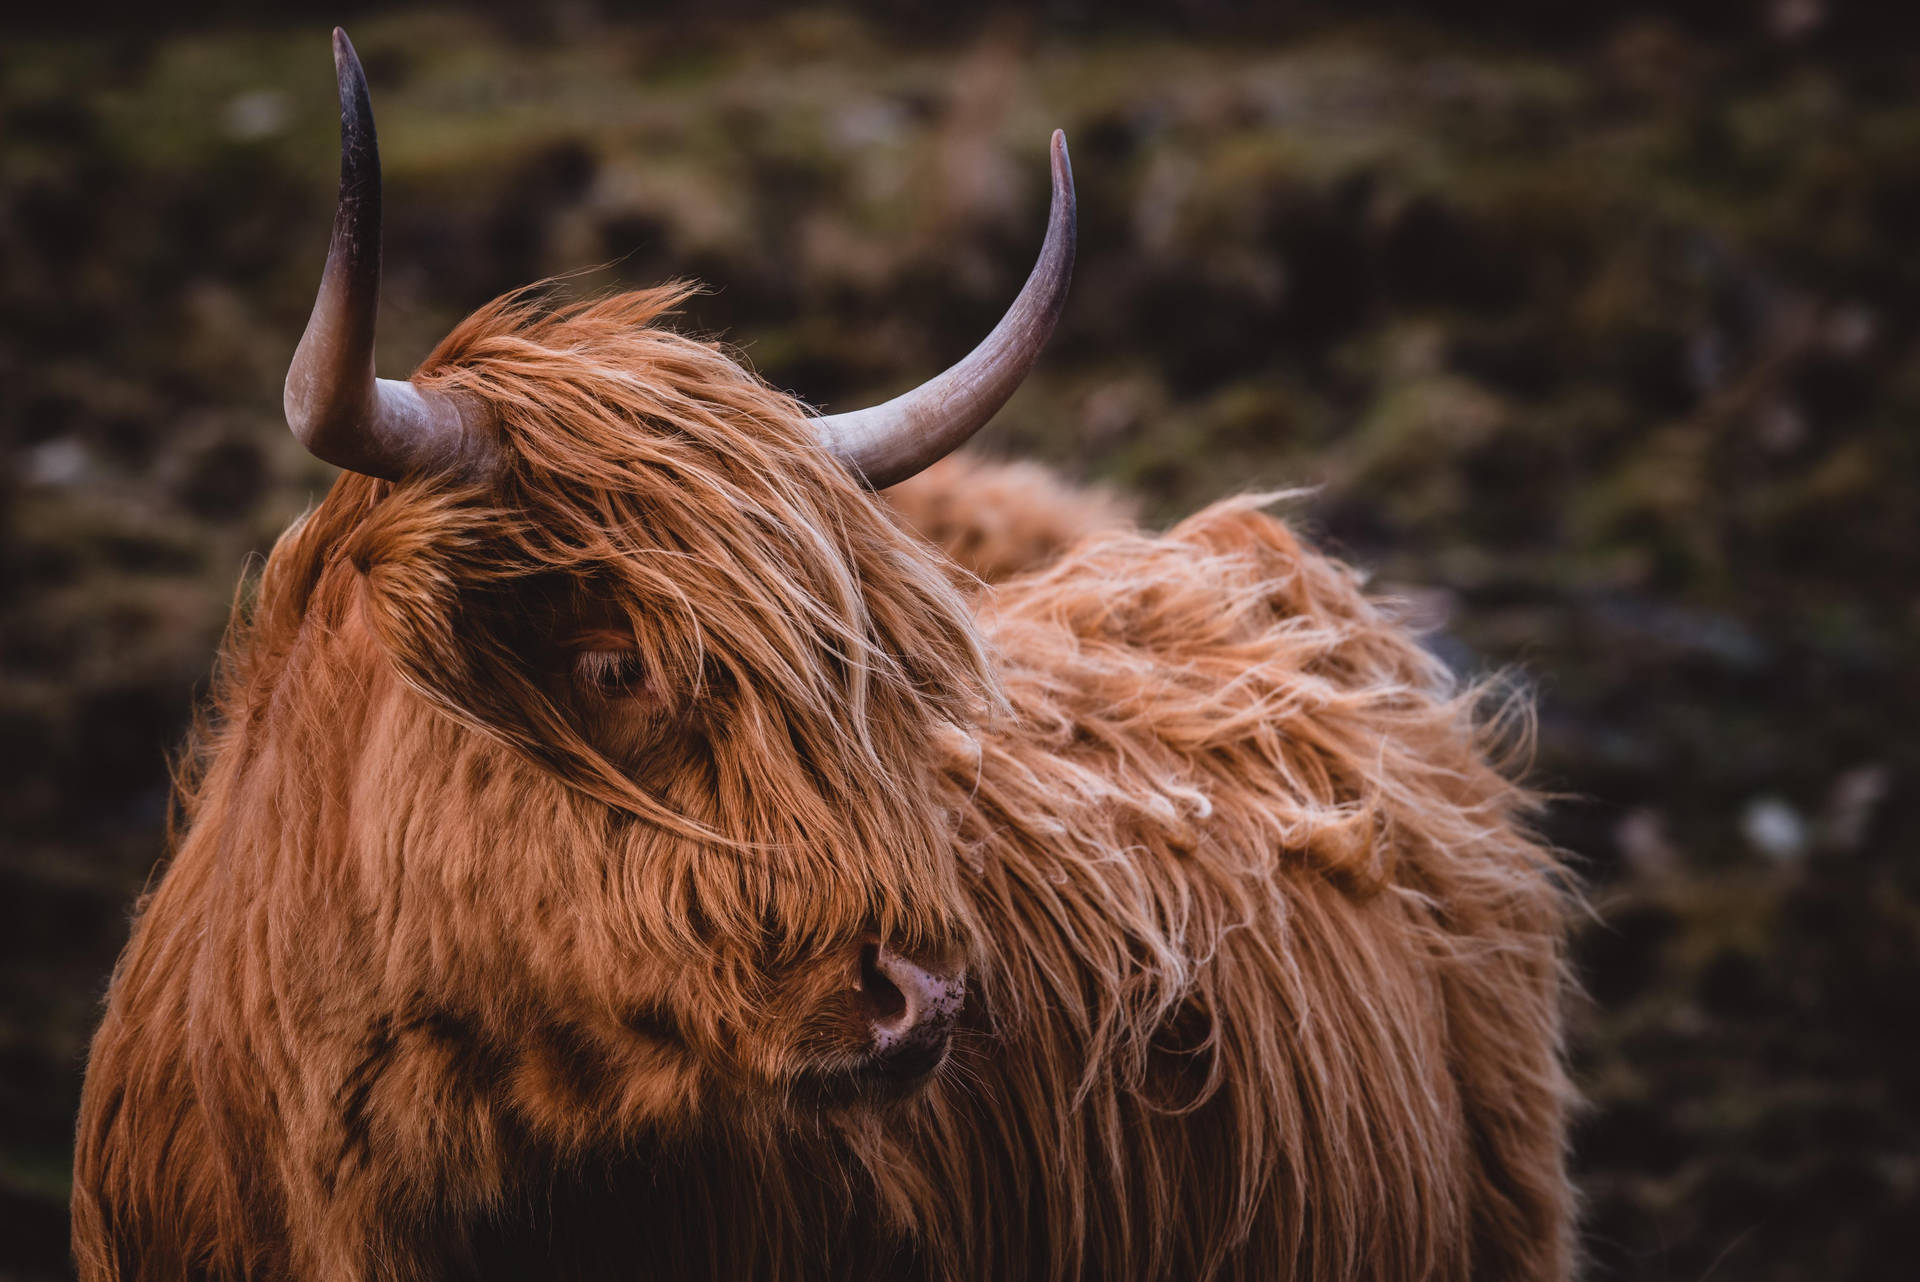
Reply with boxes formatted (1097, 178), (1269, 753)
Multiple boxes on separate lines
(277, 285), (996, 856)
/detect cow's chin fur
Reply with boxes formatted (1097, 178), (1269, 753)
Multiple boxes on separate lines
(72, 286), (1576, 1282)
(785, 1067), (934, 1117)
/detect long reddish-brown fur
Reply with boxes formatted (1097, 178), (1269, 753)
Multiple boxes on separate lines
(73, 286), (1575, 1280)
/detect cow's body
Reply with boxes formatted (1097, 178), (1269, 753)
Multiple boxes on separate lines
(75, 450), (1571, 1281)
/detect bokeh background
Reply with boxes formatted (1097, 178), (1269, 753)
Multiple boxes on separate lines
(4, 2), (1917, 1278)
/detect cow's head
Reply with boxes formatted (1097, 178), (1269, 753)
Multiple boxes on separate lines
(269, 31), (1072, 1136)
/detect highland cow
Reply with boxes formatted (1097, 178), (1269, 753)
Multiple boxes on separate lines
(72, 29), (1576, 1282)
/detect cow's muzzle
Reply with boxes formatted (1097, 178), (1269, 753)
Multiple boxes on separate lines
(854, 942), (964, 1083)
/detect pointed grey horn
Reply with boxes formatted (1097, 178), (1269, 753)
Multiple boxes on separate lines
(284, 28), (490, 481)
(814, 130), (1076, 490)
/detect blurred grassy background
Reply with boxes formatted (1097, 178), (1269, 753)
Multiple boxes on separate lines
(3, 3), (1917, 1279)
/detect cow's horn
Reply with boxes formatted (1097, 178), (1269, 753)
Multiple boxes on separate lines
(814, 130), (1076, 490)
(284, 28), (491, 482)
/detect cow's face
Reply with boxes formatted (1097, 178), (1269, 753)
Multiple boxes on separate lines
(298, 288), (998, 1135)
(274, 29), (1068, 1137)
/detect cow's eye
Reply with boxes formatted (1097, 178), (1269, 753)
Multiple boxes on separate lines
(572, 648), (648, 698)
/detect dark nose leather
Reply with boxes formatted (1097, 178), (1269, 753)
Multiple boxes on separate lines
(857, 943), (964, 1079)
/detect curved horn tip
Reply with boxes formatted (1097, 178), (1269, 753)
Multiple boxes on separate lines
(812, 129), (1078, 489)
(284, 23), (491, 482)
(332, 28), (369, 113)
(1048, 128), (1074, 232)
(332, 27), (357, 80)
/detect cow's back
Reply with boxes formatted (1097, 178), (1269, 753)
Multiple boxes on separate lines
(927, 496), (1574, 1280)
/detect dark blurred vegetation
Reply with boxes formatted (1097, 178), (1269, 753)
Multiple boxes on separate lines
(4, 3), (1917, 1279)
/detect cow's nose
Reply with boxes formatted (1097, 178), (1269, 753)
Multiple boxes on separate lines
(856, 942), (964, 1080)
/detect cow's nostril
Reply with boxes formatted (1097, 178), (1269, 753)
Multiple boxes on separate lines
(854, 942), (964, 1079)
(858, 942), (908, 1026)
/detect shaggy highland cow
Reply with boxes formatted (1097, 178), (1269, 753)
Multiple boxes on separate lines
(73, 30), (1576, 1282)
